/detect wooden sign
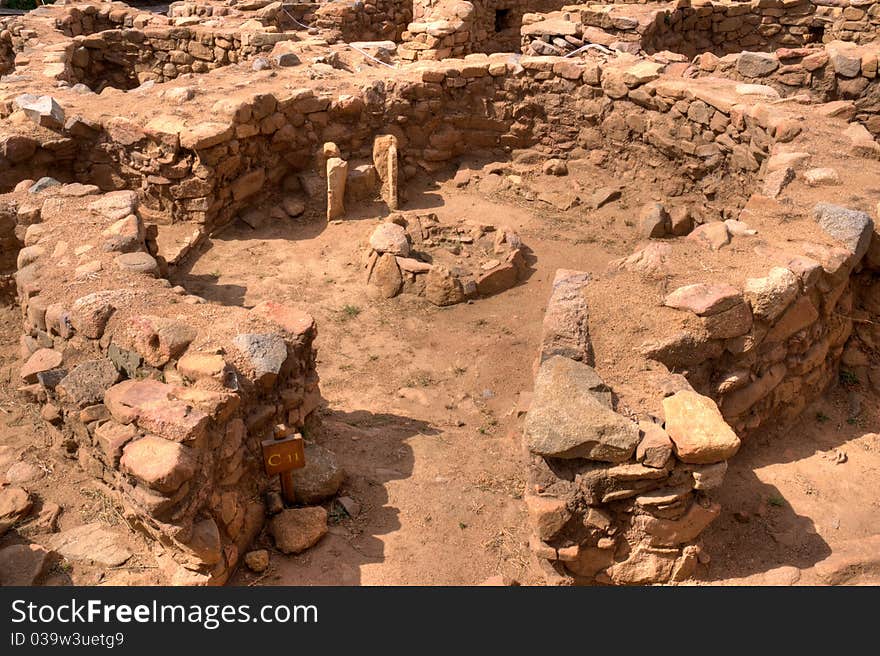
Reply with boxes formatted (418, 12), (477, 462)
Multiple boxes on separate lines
(261, 434), (305, 476)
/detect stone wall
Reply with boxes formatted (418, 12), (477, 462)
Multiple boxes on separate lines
(0, 123), (79, 194)
(524, 270), (737, 585)
(64, 27), (297, 90)
(401, 0), (569, 60)
(54, 3), (148, 37)
(695, 40), (880, 134)
(522, 0), (824, 57)
(816, 0), (880, 44)
(524, 192), (876, 586)
(525, 199), (875, 583)
(5, 182), (320, 585)
(314, 0), (414, 42)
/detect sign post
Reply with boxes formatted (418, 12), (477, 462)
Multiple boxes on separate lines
(261, 424), (305, 505)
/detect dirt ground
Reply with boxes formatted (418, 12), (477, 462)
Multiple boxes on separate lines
(2, 162), (879, 585)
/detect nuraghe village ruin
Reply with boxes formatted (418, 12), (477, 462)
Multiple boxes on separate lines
(0, 0), (879, 587)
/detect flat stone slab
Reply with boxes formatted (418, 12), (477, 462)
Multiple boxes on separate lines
(525, 356), (639, 461)
(42, 522), (132, 567)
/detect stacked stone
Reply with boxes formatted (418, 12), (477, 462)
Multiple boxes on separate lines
(8, 184), (320, 585)
(167, 2), (237, 19)
(364, 214), (528, 304)
(400, 3), (476, 61)
(644, 199), (875, 435)
(0, 53), (772, 237)
(817, 0), (880, 44)
(313, 0), (413, 43)
(522, 1), (828, 58)
(53, 3), (149, 38)
(524, 269), (738, 585)
(65, 27), (297, 89)
(695, 41), (880, 133)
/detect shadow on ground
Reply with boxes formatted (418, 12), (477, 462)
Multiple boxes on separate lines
(699, 381), (880, 583)
(233, 407), (438, 586)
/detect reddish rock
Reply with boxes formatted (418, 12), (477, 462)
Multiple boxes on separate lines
(663, 283), (742, 316)
(765, 295), (819, 342)
(565, 546), (615, 578)
(476, 262), (518, 296)
(636, 421), (673, 468)
(127, 316), (197, 367)
(607, 545), (677, 585)
(57, 359), (120, 407)
(662, 391), (741, 464)
(424, 265), (465, 306)
(120, 435), (197, 494)
(0, 486), (32, 536)
(687, 222), (730, 250)
(0, 543), (52, 585)
(177, 352), (227, 381)
(94, 420), (138, 467)
(269, 507), (328, 554)
(524, 494), (570, 540)
(70, 291), (120, 339)
(637, 501), (721, 546)
(538, 269), (592, 365)
(251, 301), (315, 338)
(104, 379), (209, 442)
(701, 301), (753, 339)
(20, 348), (62, 383)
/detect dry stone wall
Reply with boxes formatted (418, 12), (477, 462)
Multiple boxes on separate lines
(5, 182), (320, 585)
(695, 40), (880, 135)
(3, 0), (880, 583)
(314, 0), (414, 42)
(522, 0), (823, 57)
(64, 27), (297, 90)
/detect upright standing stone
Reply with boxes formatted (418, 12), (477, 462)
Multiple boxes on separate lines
(373, 135), (399, 210)
(326, 157), (348, 220)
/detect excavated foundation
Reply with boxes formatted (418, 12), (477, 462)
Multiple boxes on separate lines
(0, 0), (879, 586)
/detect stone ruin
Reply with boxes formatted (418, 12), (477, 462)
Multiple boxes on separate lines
(0, 0), (878, 585)
(364, 214), (529, 303)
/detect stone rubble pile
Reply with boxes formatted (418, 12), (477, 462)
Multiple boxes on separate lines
(363, 213), (528, 305)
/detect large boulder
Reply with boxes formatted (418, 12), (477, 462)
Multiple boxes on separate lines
(525, 356), (639, 461)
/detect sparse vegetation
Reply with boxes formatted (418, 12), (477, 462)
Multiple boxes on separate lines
(840, 369), (859, 387)
(337, 304), (361, 321)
